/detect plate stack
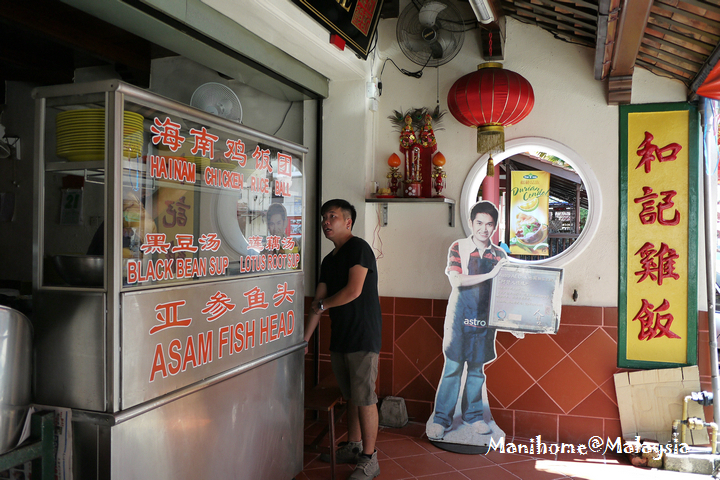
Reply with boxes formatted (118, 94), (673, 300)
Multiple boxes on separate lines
(56, 109), (144, 162)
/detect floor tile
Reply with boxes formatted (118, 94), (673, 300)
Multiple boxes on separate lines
(383, 422), (426, 438)
(377, 429), (413, 443)
(412, 436), (447, 454)
(392, 453), (455, 477)
(433, 450), (495, 469)
(376, 438), (430, 458)
(376, 458), (413, 480)
(501, 459), (573, 479)
(302, 463), (353, 480)
(416, 472), (470, 480)
(461, 465), (522, 480)
(484, 448), (532, 465)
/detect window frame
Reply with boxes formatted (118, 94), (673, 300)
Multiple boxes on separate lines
(460, 137), (602, 266)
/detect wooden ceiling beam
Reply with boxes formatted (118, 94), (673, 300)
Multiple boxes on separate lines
(636, 58), (692, 83)
(689, 39), (720, 101)
(649, 12), (720, 44)
(637, 51), (698, 77)
(513, 0), (597, 32)
(594, 0), (621, 80)
(654, 1), (720, 28)
(640, 42), (704, 69)
(608, 0), (653, 104)
(646, 22), (716, 51)
(676, 0), (720, 16)
(523, 0), (597, 21)
(644, 32), (709, 60)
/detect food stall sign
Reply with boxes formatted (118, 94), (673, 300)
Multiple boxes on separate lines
(489, 263), (563, 334)
(290, 0), (384, 59)
(509, 170), (550, 256)
(121, 106), (304, 289)
(619, 103), (699, 369)
(121, 272), (302, 407)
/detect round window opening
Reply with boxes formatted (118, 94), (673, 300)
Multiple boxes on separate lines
(460, 138), (602, 266)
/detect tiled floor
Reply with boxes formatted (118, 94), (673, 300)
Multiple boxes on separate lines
(299, 421), (710, 480)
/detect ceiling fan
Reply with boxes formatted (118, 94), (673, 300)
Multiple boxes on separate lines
(396, 0), (466, 68)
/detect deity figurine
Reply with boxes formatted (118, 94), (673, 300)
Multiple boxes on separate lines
(399, 114), (416, 152)
(420, 114), (438, 152)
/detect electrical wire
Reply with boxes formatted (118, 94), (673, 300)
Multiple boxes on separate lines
(380, 57), (429, 80)
(372, 203), (384, 260)
(273, 101), (294, 135)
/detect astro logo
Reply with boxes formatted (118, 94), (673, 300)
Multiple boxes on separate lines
(523, 174), (538, 179)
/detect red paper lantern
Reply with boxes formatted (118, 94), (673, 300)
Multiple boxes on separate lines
(447, 62), (534, 157)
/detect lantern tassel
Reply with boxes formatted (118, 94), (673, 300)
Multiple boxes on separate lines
(487, 156), (494, 177)
(477, 125), (505, 157)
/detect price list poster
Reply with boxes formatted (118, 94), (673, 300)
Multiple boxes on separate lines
(619, 103), (699, 368)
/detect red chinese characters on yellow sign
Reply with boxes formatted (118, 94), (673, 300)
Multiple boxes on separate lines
(631, 133), (683, 341)
(635, 131), (682, 174)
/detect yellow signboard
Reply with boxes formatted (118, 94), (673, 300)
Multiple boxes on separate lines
(509, 170), (550, 256)
(619, 104), (698, 369)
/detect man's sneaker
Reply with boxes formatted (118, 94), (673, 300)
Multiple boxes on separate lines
(463, 419), (492, 435)
(426, 422), (448, 440)
(319, 440), (362, 464)
(348, 450), (380, 480)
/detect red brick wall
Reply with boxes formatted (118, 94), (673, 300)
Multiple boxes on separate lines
(305, 296), (712, 443)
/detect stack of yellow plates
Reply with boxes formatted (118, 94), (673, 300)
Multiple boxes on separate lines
(56, 109), (144, 162)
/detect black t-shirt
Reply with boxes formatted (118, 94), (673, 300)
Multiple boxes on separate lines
(318, 236), (382, 353)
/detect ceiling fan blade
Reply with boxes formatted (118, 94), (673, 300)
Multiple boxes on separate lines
(418, 1), (447, 27)
(405, 35), (430, 53)
(429, 41), (444, 59)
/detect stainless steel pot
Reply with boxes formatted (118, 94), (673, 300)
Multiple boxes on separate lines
(53, 254), (104, 287)
(0, 305), (32, 454)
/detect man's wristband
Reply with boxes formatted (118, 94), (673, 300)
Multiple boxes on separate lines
(318, 299), (325, 311)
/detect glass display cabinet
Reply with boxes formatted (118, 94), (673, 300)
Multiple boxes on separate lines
(32, 80), (306, 479)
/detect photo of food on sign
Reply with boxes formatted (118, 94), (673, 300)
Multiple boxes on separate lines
(509, 171), (550, 256)
(120, 109), (304, 286)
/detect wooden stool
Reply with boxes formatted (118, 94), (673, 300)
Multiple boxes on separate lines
(304, 383), (345, 480)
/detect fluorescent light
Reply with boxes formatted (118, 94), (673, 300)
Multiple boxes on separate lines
(469, 0), (495, 24)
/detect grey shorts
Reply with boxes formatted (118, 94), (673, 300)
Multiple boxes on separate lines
(330, 351), (379, 407)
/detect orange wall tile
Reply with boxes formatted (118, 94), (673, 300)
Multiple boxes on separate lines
(304, 297), (712, 444)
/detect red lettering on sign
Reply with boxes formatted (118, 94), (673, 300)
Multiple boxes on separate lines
(273, 282), (295, 307)
(199, 233), (221, 251)
(252, 145), (273, 172)
(151, 117), (185, 152)
(202, 291), (236, 322)
(150, 300), (192, 334)
(189, 126), (219, 159)
(142, 233), (172, 255)
(225, 138), (247, 166)
(634, 242), (680, 286)
(636, 131), (682, 174)
(632, 298), (681, 340)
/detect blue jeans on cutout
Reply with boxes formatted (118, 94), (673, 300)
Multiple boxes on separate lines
(432, 356), (485, 428)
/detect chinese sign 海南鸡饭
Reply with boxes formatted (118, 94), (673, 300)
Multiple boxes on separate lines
(619, 103), (699, 368)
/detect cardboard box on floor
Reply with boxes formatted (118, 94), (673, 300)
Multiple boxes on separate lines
(614, 366), (709, 445)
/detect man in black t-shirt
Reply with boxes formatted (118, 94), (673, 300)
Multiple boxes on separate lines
(304, 199), (382, 480)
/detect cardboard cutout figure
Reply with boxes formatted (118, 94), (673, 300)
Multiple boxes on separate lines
(426, 200), (511, 450)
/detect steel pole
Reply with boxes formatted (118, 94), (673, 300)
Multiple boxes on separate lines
(703, 123), (720, 445)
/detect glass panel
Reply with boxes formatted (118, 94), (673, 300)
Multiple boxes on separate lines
(42, 97), (108, 288)
(121, 98), (303, 288)
(460, 138), (600, 267)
